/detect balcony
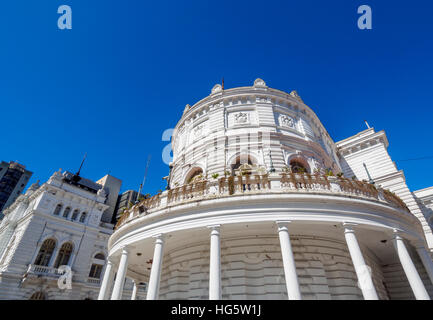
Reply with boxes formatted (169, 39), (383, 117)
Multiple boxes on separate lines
(26, 264), (67, 277)
(87, 277), (101, 285)
(115, 173), (411, 230)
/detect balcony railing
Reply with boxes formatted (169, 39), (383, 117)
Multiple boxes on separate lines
(87, 277), (101, 285)
(115, 173), (411, 230)
(27, 264), (67, 276)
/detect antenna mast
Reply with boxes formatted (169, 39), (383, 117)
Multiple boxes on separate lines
(72, 152), (87, 183)
(137, 155), (151, 201)
(76, 152), (87, 176)
(364, 120), (370, 129)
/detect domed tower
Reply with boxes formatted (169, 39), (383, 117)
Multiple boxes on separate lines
(169, 78), (340, 188)
(103, 80), (433, 301)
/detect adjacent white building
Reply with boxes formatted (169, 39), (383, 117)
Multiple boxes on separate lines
(101, 79), (433, 300)
(0, 169), (146, 300)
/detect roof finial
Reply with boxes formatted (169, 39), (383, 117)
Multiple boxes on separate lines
(222, 77), (224, 90)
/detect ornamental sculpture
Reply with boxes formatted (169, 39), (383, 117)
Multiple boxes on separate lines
(279, 115), (295, 128)
(234, 112), (248, 124)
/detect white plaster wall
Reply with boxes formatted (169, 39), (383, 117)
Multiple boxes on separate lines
(157, 235), (401, 300)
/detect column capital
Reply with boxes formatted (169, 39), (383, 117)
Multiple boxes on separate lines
(276, 221), (291, 231)
(342, 222), (358, 227)
(392, 228), (404, 240)
(207, 224), (221, 230)
(122, 246), (130, 253)
(342, 222), (358, 233)
(152, 233), (165, 240)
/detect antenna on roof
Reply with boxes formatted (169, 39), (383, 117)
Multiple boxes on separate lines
(76, 152), (87, 176)
(137, 155), (151, 202)
(222, 77), (225, 90)
(364, 120), (370, 129)
(363, 163), (375, 185)
(72, 153), (87, 183)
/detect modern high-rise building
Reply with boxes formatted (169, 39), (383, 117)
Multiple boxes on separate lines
(0, 161), (32, 219)
(113, 190), (146, 222)
(96, 175), (122, 224)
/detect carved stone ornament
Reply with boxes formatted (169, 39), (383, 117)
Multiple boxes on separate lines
(183, 104), (191, 114)
(97, 188), (107, 198)
(290, 90), (303, 102)
(211, 84), (222, 94)
(279, 115), (295, 128)
(193, 124), (203, 137)
(253, 78), (267, 88)
(234, 112), (248, 124)
(48, 168), (63, 184)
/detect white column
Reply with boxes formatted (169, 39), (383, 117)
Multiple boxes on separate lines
(146, 234), (165, 300)
(416, 245), (433, 286)
(393, 232), (430, 300)
(131, 280), (138, 300)
(110, 247), (129, 300)
(277, 221), (301, 300)
(208, 225), (222, 300)
(98, 260), (115, 300)
(343, 224), (378, 300)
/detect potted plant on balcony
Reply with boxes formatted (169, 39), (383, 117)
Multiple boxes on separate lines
(325, 169), (334, 176)
(282, 165), (291, 174)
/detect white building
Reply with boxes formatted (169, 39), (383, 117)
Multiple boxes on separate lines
(101, 79), (433, 300)
(0, 169), (146, 300)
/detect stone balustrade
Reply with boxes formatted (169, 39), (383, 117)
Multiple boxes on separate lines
(27, 264), (66, 276)
(114, 173), (410, 230)
(87, 277), (101, 285)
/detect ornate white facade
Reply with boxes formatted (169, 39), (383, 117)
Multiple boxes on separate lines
(102, 79), (433, 300)
(0, 170), (145, 300)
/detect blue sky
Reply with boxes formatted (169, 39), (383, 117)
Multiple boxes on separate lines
(1, 0), (432, 195)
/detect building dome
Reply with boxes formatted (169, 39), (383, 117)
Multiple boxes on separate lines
(102, 80), (433, 300)
(169, 78), (339, 188)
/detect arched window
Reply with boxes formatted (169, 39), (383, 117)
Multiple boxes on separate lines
(71, 209), (79, 221)
(88, 263), (104, 279)
(289, 159), (309, 174)
(62, 207), (71, 218)
(29, 291), (46, 300)
(88, 252), (105, 279)
(53, 204), (63, 216)
(94, 253), (105, 260)
(54, 242), (73, 268)
(34, 239), (56, 266)
(185, 168), (203, 184)
(79, 212), (87, 223)
(231, 155), (257, 176)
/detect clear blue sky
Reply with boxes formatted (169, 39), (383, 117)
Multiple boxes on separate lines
(1, 0), (432, 195)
